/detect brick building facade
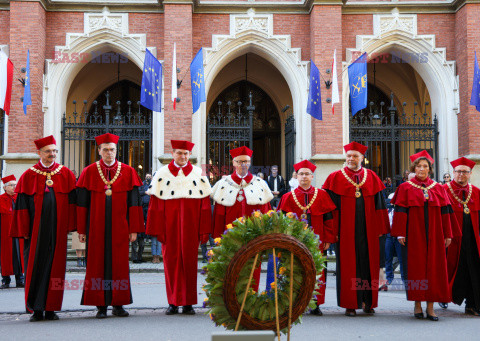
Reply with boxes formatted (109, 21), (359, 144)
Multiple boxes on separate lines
(0, 0), (479, 187)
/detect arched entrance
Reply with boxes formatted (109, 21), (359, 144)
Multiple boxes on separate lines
(206, 80), (281, 183)
(61, 52), (152, 178)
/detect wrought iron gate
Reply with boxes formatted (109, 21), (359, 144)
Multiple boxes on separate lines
(285, 114), (295, 176)
(206, 92), (254, 184)
(349, 93), (438, 195)
(61, 91), (152, 178)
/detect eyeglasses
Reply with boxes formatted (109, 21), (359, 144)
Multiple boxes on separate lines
(234, 160), (250, 165)
(443, 176), (451, 179)
(454, 170), (471, 175)
(297, 172), (313, 176)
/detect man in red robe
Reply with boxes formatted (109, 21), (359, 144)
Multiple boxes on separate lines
(278, 160), (336, 316)
(0, 175), (24, 289)
(323, 142), (390, 316)
(146, 140), (212, 315)
(211, 146), (273, 291)
(445, 157), (480, 316)
(10, 135), (77, 322)
(77, 133), (144, 319)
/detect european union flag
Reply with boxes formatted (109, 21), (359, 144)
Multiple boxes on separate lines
(470, 51), (480, 112)
(190, 48), (206, 114)
(23, 50), (31, 115)
(348, 52), (368, 116)
(140, 49), (162, 112)
(307, 60), (322, 120)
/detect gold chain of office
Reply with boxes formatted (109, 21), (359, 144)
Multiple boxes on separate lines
(30, 165), (63, 187)
(406, 180), (437, 201)
(447, 182), (472, 215)
(291, 188), (319, 220)
(96, 161), (122, 196)
(341, 168), (368, 198)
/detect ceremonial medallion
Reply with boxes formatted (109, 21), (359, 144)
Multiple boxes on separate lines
(237, 195), (244, 202)
(105, 188), (113, 196)
(46, 179), (54, 187)
(447, 183), (472, 216)
(355, 190), (361, 198)
(464, 205), (470, 215)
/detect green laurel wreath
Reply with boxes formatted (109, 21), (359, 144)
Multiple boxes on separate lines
(202, 210), (325, 334)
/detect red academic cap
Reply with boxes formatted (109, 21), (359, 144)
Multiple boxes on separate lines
(230, 146), (253, 158)
(450, 157), (475, 170)
(171, 140), (194, 152)
(410, 150), (434, 163)
(344, 141), (368, 155)
(34, 135), (56, 150)
(95, 133), (119, 145)
(293, 160), (316, 173)
(1, 175), (16, 183)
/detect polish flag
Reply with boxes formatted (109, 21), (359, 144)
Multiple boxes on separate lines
(172, 43), (177, 110)
(331, 49), (340, 115)
(0, 51), (13, 116)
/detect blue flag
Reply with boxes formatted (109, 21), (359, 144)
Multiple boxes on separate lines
(348, 53), (368, 116)
(307, 60), (322, 120)
(140, 49), (162, 112)
(23, 50), (31, 115)
(470, 51), (480, 112)
(190, 48), (206, 114)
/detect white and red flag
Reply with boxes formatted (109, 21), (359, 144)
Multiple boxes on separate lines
(0, 50), (13, 116)
(331, 49), (340, 114)
(172, 43), (177, 110)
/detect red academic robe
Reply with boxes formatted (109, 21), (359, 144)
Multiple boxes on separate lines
(0, 193), (24, 276)
(211, 172), (273, 292)
(77, 160), (144, 307)
(391, 177), (457, 302)
(10, 162), (76, 312)
(444, 181), (480, 303)
(323, 167), (390, 309)
(277, 186), (337, 305)
(146, 161), (212, 306)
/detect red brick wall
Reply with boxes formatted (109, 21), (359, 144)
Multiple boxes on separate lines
(130, 13), (164, 60)
(192, 14), (229, 53)
(8, 2), (46, 153)
(342, 14), (373, 62)
(45, 12), (83, 60)
(0, 11), (9, 45)
(310, 5), (343, 155)
(274, 14), (310, 61)
(456, 4), (480, 156)
(163, 4), (193, 144)
(417, 13), (455, 61)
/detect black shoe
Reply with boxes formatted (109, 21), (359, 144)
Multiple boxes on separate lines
(426, 313), (439, 321)
(345, 309), (356, 317)
(132, 260), (141, 264)
(82, 257), (87, 267)
(166, 305), (178, 315)
(77, 258), (82, 267)
(362, 306), (375, 314)
(414, 312), (424, 319)
(310, 306), (323, 316)
(379, 284), (388, 291)
(182, 305), (195, 315)
(29, 311), (43, 322)
(0, 283), (10, 289)
(112, 306), (129, 317)
(439, 302), (448, 309)
(465, 307), (480, 316)
(16, 282), (25, 288)
(45, 311), (59, 320)
(96, 306), (107, 319)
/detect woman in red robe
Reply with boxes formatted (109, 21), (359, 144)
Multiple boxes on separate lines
(391, 150), (457, 321)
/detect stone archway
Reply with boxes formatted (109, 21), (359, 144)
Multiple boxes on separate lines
(193, 9), (310, 168)
(42, 8), (163, 169)
(342, 10), (459, 175)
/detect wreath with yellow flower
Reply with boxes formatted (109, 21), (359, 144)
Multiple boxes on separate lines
(203, 210), (325, 335)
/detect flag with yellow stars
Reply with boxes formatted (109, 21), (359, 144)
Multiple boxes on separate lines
(140, 48), (162, 112)
(470, 51), (480, 112)
(23, 50), (31, 115)
(190, 48), (206, 114)
(307, 60), (322, 120)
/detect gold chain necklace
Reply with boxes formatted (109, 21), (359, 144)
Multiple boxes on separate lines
(96, 161), (122, 196)
(407, 180), (437, 201)
(30, 164), (63, 187)
(291, 188), (318, 220)
(341, 168), (368, 198)
(447, 182), (472, 215)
